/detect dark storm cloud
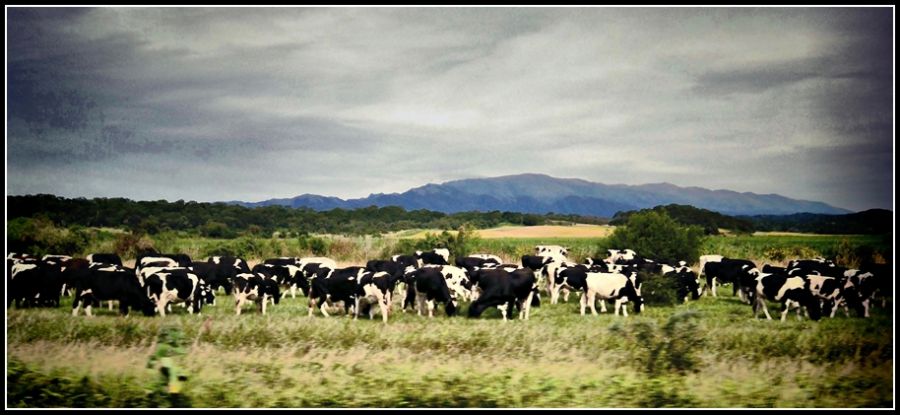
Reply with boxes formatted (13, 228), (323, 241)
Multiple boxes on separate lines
(6, 7), (894, 211)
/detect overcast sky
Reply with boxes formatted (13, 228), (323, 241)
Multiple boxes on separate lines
(6, 7), (894, 212)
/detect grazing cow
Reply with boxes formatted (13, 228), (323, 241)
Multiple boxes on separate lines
(411, 267), (458, 317)
(666, 266), (702, 303)
(144, 269), (207, 317)
(606, 249), (638, 264)
(307, 266), (366, 317)
(70, 266), (155, 317)
(521, 254), (560, 303)
(162, 253), (193, 267)
(455, 255), (501, 274)
(580, 271), (644, 317)
(356, 271), (399, 323)
(252, 262), (305, 300)
(232, 273), (281, 315)
(467, 267), (537, 321)
(391, 254), (422, 270)
(761, 264), (787, 274)
(199, 256), (250, 295)
(752, 273), (822, 321)
(536, 245), (568, 258)
(9, 260), (63, 308)
(416, 249), (450, 266)
(424, 264), (473, 301)
(264, 257), (299, 266)
(840, 270), (879, 318)
(803, 275), (845, 318)
(86, 253), (123, 266)
(702, 258), (757, 301)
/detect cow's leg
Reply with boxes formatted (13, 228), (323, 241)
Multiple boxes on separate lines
(307, 297), (316, 317)
(550, 284), (561, 305)
(261, 295), (267, 315)
(426, 299), (435, 318)
(497, 303), (509, 321)
(780, 301), (792, 322)
(711, 277), (718, 297)
(416, 293), (426, 317)
(562, 288), (571, 303)
(588, 291), (599, 316)
(319, 300), (331, 317)
(379, 297), (390, 324)
(599, 298), (608, 313)
(522, 292), (534, 320)
(353, 297), (360, 320)
(579, 291), (587, 316)
(618, 298), (629, 317)
(863, 299), (871, 318)
(157, 298), (168, 317)
(235, 298), (243, 315)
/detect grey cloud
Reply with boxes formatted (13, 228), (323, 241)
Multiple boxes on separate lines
(6, 7), (894, 211)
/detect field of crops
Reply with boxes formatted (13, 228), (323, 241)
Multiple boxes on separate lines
(6, 231), (894, 408)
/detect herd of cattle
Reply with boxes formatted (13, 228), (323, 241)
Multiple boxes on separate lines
(6, 245), (891, 323)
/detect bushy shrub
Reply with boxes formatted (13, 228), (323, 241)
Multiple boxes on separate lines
(637, 272), (681, 307)
(7, 217), (92, 256)
(600, 211), (703, 265)
(611, 310), (705, 377)
(298, 233), (329, 256)
(115, 233), (157, 259)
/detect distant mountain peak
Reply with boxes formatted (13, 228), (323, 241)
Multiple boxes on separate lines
(231, 173), (852, 217)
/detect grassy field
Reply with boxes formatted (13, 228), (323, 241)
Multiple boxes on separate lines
(8, 230), (893, 408)
(7, 286), (893, 408)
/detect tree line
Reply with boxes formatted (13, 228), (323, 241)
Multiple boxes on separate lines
(7, 194), (608, 238)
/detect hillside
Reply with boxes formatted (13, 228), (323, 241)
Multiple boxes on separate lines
(234, 173), (851, 217)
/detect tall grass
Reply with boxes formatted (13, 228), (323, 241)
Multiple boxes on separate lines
(6, 283), (893, 408)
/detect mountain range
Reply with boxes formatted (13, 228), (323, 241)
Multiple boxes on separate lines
(227, 173), (853, 217)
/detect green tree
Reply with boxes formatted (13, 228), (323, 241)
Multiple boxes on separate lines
(602, 211), (703, 265)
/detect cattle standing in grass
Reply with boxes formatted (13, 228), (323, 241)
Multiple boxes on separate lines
(71, 266), (155, 317)
(86, 253), (123, 266)
(410, 267), (458, 317)
(416, 249), (451, 266)
(467, 267), (537, 321)
(144, 268), (207, 317)
(356, 271), (399, 323)
(702, 258), (757, 302)
(581, 271), (644, 317)
(455, 255), (501, 274)
(307, 266), (366, 318)
(9, 260), (62, 308)
(804, 275), (844, 318)
(253, 262), (304, 301)
(232, 273), (281, 315)
(752, 273), (822, 321)
(666, 266), (702, 303)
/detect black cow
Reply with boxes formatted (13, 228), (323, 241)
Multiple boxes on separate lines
(665, 266), (702, 303)
(468, 267), (537, 321)
(412, 267), (458, 317)
(307, 266), (366, 317)
(416, 249), (450, 266)
(752, 273), (822, 321)
(9, 260), (63, 308)
(232, 272), (281, 315)
(70, 266), (155, 317)
(703, 258), (758, 302)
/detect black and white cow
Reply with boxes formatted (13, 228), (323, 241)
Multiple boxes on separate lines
(423, 264), (473, 302)
(536, 245), (568, 258)
(606, 249), (638, 264)
(70, 265), (155, 317)
(803, 274), (845, 318)
(467, 267), (537, 321)
(411, 266), (459, 317)
(232, 272), (281, 315)
(86, 253), (123, 266)
(356, 271), (401, 323)
(580, 271), (644, 317)
(666, 266), (702, 303)
(752, 273), (822, 321)
(416, 248), (451, 266)
(144, 268), (207, 317)
(252, 262), (305, 300)
(307, 266), (366, 317)
(455, 254), (502, 274)
(8, 259), (63, 308)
